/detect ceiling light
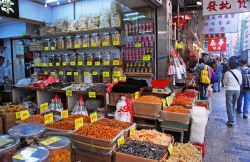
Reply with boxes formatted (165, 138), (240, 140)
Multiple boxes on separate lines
(197, 1), (202, 5)
(68, 0), (71, 2)
(57, 0), (60, 5)
(0, 17), (2, 20)
(45, 2), (48, 7)
(47, 0), (57, 3)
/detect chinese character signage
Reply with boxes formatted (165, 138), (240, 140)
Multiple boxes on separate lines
(208, 38), (227, 52)
(203, 0), (250, 16)
(203, 13), (239, 34)
(0, 0), (19, 19)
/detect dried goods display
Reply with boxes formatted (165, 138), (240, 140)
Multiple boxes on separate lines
(163, 106), (190, 114)
(74, 124), (120, 140)
(171, 97), (193, 107)
(136, 95), (163, 104)
(0, 135), (20, 162)
(46, 81), (71, 89)
(48, 95), (64, 112)
(63, 84), (92, 91)
(175, 90), (198, 100)
(130, 129), (173, 147)
(117, 141), (165, 160)
(19, 115), (44, 124)
(85, 84), (106, 92)
(71, 97), (88, 116)
(0, 105), (26, 114)
(163, 143), (201, 162)
(64, 114), (90, 123)
(94, 118), (132, 130)
(50, 149), (71, 162)
(46, 121), (74, 131)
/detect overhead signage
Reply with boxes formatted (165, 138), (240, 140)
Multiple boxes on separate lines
(208, 38), (227, 52)
(0, 0), (19, 19)
(203, 0), (250, 16)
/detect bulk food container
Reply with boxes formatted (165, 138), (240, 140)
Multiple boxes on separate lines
(0, 135), (20, 162)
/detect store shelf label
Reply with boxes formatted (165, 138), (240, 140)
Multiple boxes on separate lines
(74, 72), (79, 76)
(83, 43), (88, 48)
(13, 153), (24, 160)
(135, 92), (140, 100)
(113, 41), (120, 46)
(16, 112), (20, 119)
(95, 61), (101, 66)
(88, 92), (96, 98)
(0, 138), (13, 147)
(135, 43), (142, 48)
(143, 55), (151, 61)
(113, 71), (121, 77)
(70, 62), (76, 66)
(87, 61), (92, 66)
(129, 127), (135, 137)
(104, 60), (110, 66)
(113, 78), (118, 83)
(34, 63), (39, 67)
(91, 42), (97, 47)
(40, 102), (48, 113)
(117, 136), (125, 148)
(40, 137), (61, 146)
(113, 60), (120, 65)
(74, 44), (81, 48)
(44, 47), (49, 51)
(62, 62), (67, 66)
(61, 110), (69, 118)
(102, 71), (110, 78)
(75, 117), (83, 129)
(90, 112), (98, 123)
(93, 71), (98, 76)
(49, 63), (53, 67)
(51, 47), (55, 51)
(67, 72), (72, 76)
(20, 110), (30, 120)
(41, 63), (46, 67)
(13, 147), (37, 160)
(59, 71), (64, 75)
(168, 144), (174, 155)
(66, 90), (72, 97)
(56, 62), (60, 66)
(51, 72), (56, 76)
(44, 71), (48, 75)
(44, 113), (53, 124)
(84, 72), (90, 76)
(102, 42), (109, 46)
(119, 76), (126, 82)
(78, 61), (83, 66)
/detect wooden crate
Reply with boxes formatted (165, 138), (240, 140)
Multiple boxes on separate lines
(74, 149), (113, 162)
(2, 112), (17, 133)
(109, 91), (141, 105)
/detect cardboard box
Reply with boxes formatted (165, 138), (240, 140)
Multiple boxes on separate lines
(160, 111), (190, 124)
(133, 101), (162, 118)
(0, 117), (3, 134)
(75, 149), (113, 162)
(2, 112), (17, 133)
(109, 91), (141, 105)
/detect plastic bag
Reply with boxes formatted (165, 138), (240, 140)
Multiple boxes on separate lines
(99, 10), (111, 28)
(115, 97), (133, 122)
(48, 95), (64, 112)
(72, 96), (88, 116)
(75, 16), (88, 31)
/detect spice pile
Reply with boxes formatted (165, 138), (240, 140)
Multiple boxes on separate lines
(163, 143), (201, 162)
(117, 141), (165, 160)
(75, 124), (120, 140)
(94, 118), (132, 130)
(64, 114), (91, 123)
(130, 129), (172, 147)
(163, 106), (189, 114)
(46, 121), (74, 130)
(50, 149), (71, 162)
(175, 90), (197, 100)
(0, 104), (26, 114)
(172, 96), (193, 107)
(20, 115), (44, 124)
(136, 96), (163, 104)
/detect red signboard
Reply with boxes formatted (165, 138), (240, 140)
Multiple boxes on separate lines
(208, 38), (226, 52)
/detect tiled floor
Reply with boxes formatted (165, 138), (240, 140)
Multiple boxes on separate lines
(204, 88), (250, 162)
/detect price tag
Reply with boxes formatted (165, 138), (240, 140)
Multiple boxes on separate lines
(104, 60), (110, 66)
(87, 61), (92, 66)
(117, 136), (125, 148)
(83, 43), (88, 48)
(0, 139), (13, 147)
(93, 71), (98, 76)
(13, 154), (24, 160)
(130, 127), (135, 137)
(113, 71), (121, 77)
(91, 42), (97, 47)
(44, 47), (49, 51)
(59, 71), (64, 75)
(135, 43), (142, 48)
(51, 46), (55, 51)
(74, 44), (81, 48)
(44, 113), (53, 124)
(102, 42), (109, 46)
(78, 61), (83, 66)
(75, 118), (83, 129)
(90, 112), (98, 123)
(113, 60), (120, 65)
(40, 102), (48, 113)
(61, 110), (69, 118)
(143, 55), (151, 61)
(66, 90), (72, 97)
(163, 99), (166, 107)
(119, 76), (126, 82)
(88, 92), (96, 98)
(74, 72), (79, 76)
(70, 62), (76, 66)
(113, 41), (120, 46)
(113, 78), (118, 83)
(34, 63), (39, 67)
(84, 72), (90, 76)
(67, 72), (72, 76)
(41, 63), (46, 67)
(135, 92), (140, 100)
(103, 71), (110, 78)
(20, 110), (30, 120)
(40, 137), (61, 146)
(168, 144), (174, 155)
(16, 112), (20, 119)
(44, 71), (48, 75)
(13, 147), (37, 160)
(56, 62), (60, 66)
(95, 61), (101, 66)
(62, 62), (67, 66)
(49, 63), (53, 67)
(51, 72), (56, 76)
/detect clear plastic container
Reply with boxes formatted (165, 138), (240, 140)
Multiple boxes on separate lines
(66, 70), (73, 82)
(0, 135), (20, 162)
(57, 37), (65, 50)
(34, 53), (41, 67)
(74, 70), (83, 83)
(48, 55), (55, 67)
(69, 53), (77, 66)
(12, 146), (50, 162)
(101, 33), (111, 46)
(94, 52), (102, 66)
(112, 52), (121, 65)
(90, 34), (101, 47)
(66, 36), (74, 49)
(58, 69), (66, 81)
(103, 51), (111, 66)
(50, 39), (57, 51)
(54, 55), (61, 67)
(74, 35), (82, 48)
(83, 70), (92, 83)
(72, 97), (88, 116)
(102, 70), (111, 84)
(8, 123), (46, 148)
(62, 54), (70, 66)
(43, 39), (50, 51)
(92, 70), (102, 83)
(77, 53), (86, 66)
(39, 136), (71, 162)
(41, 55), (48, 67)
(112, 31), (121, 46)
(86, 53), (93, 66)
(82, 35), (90, 48)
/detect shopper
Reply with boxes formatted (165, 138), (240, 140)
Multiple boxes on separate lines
(237, 60), (250, 118)
(195, 58), (211, 100)
(213, 60), (223, 92)
(221, 58), (228, 87)
(223, 60), (242, 127)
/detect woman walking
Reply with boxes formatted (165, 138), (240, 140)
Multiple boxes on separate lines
(223, 61), (242, 127)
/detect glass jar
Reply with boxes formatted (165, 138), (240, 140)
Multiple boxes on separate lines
(90, 34), (100, 47)
(50, 38), (57, 50)
(74, 35), (82, 48)
(94, 52), (102, 66)
(39, 136), (71, 162)
(112, 52), (121, 65)
(82, 35), (90, 48)
(66, 36), (74, 49)
(12, 146), (50, 162)
(54, 55), (61, 67)
(66, 70), (73, 82)
(58, 69), (66, 81)
(43, 39), (50, 51)
(112, 31), (121, 46)
(101, 33), (111, 46)
(92, 70), (102, 83)
(77, 53), (86, 66)
(103, 51), (111, 66)
(41, 55), (48, 67)
(83, 70), (92, 83)
(74, 70), (83, 83)
(62, 54), (70, 66)
(57, 37), (65, 50)
(34, 53), (41, 67)
(69, 53), (77, 66)
(48, 55), (55, 67)
(86, 53), (93, 66)
(102, 70), (111, 84)
(0, 135), (20, 162)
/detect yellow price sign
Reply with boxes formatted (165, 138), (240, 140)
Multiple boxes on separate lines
(90, 112), (98, 123)
(91, 42), (97, 47)
(16, 112), (20, 119)
(113, 71), (121, 77)
(74, 72), (79, 76)
(87, 61), (92, 66)
(95, 61), (101, 66)
(83, 43), (88, 48)
(40, 137), (61, 146)
(113, 41), (120, 46)
(78, 61), (83, 66)
(13, 154), (24, 160)
(49, 63), (53, 67)
(66, 90), (72, 97)
(41, 63), (46, 67)
(113, 60), (120, 65)
(67, 72), (72, 76)
(74, 44), (81, 48)
(0, 139), (13, 147)
(44, 47), (49, 51)
(117, 136), (125, 148)
(119, 76), (126, 82)
(93, 71), (98, 76)
(75, 117), (83, 129)
(59, 71), (64, 75)
(143, 55), (151, 61)
(44, 113), (53, 124)
(44, 71), (48, 75)
(51, 72), (56, 76)
(62, 62), (67, 66)
(56, 62), (60, 66)
(34, 63), (39, 67)
(103, 60), (110, 66)
(40, 102), (48, 113)
(113, 78), (118, 83)
(70, 62), (76, 66)
(135, 92), (140, 100)
(51, 46), (55, 51)
(84, 72), (90, 76)
(168, 144), (174, 155)
(13, 147), (37, 160)
(88, 92), (96, 98)
(61, 110), (69, 118)
(130, 127), (135, 137)
(102, 42), (109, 46)
(20, 110), (30, 120)
(103, 71), (110, 78)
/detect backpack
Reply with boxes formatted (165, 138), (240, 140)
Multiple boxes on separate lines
(241, 68), (250, 88)
(200, 65), (210, 85)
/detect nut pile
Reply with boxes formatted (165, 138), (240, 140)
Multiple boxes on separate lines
(0, 105), (26, 114)
(136, 96), (163, 104)
(50, 149), (71, 162)
(64, 114), (91, 123)
(94, 118), (132, 130)
(46, 121), (74, 130)
(20, 115), (44, 124)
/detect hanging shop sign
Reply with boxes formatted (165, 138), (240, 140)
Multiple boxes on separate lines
(175, 41), (185, 50)
(203, 0), (250, 16)
(0, 0), (19, 19)
(208, 38), (227, 52)
(203, 13), (239, 34)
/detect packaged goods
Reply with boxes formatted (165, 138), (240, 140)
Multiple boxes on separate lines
(94, 118), (132, 130)
(88, 15), (100, 29)
(68, 20), (77, 32)
(83, 70), (92, 83)
(75, 16), (88, 31)
(48, 95), (64, 112)
(57, 37), (65, 50)
(46, 121), (74, 131)
(0, 135), (20, 162)
(66, 36), (74, 49)
(46, 81), (71, 89)
(92, 70), (102, 83)
(19, 115), (44, 124)
(64, 114), (90, 123)
(71, 97), (88, 116)
(136, 95), (163, 104)
(82, 35), (90, 47)
(0, 104), (26, 113)
(163, 106), (189, 114)
(130, 129), (173, 147)
(75, 124), (120, 140)
(115, 97), (132, 122)
(55, 19), (69, 33)
(99, 11), (111, 28)
(111, 13), (122, 27)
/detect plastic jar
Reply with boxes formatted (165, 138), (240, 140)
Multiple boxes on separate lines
(34, 53), (41, 67)
(54, 55), (61, 67)
(39, 136), (71, 162)
(92, 70), (102, 83)
(112, 31), (121, 46)
(0, 135), (20, 162)
(90, 34), (100, 47)
(8, 123), (46, 148)
(74, 35), (82, 48)
(48, 55), (55, 67)
(77, 53), (86, 66)
(112, 52), (121, 65)
(50, 38), (57, 51)
(82, 35), (90, 48)
(103, 51), (111, 66)
(74, 70), (83, 83)
(62, 54), (70, 66)
(66, 36), (74, 49)
(94, 52), (102, 66)
(83, 70), (92, 83)
(101, 33), (111, 46)
(41, 55), (48, 67)
(57, 37), (65, 50)
(102, 70), (111, 84)
(86, 53), (93, 66)
(12, 146), (50, 162)
(66, 70), (73, 82)
(58, 69), (66, 81)
(43, 39), (50, 51)
(69, 53), (77, 66)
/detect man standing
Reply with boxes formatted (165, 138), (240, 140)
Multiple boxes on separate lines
(214, 60), (223, 92)
(221, 58), (228, 87)
(237, 60), (250, 118)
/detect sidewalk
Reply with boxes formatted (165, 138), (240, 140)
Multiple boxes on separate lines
(204, 88), (250, 162)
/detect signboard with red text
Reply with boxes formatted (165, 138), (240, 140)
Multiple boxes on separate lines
(203, 0), (250, 16)
(208, 38), (227, 52)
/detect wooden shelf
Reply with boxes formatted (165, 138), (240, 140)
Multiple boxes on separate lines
(125, 73), (153, 77)
(133, 114), (159, 120)
(34, 65), (124, 68)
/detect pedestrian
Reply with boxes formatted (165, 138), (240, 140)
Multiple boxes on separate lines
(223, 60), (242, 127)
(213, 60), (223, 92)
(221, 58), (228, 87)
(195, 58), (211, 100)
(237, 60), (250, 118)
